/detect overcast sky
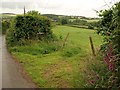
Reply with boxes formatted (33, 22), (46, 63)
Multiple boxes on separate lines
(0, 0), (119, 17)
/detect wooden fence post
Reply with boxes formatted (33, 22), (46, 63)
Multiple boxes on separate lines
(89, 36), (95, 56)
(62, 33), (69, 49)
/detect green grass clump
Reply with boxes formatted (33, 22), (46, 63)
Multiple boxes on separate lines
(10, 41), (61, 55)
(61, 47), (82, 57)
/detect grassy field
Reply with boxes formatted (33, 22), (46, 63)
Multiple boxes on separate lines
(86, 19), (99, 22)
(69, 18), (99, 22)
(10, 25), (103, 88)
(53, 26), (102, 51)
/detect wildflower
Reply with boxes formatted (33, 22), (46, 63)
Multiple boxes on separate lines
(89, 80), (95, 85)
(111, 55), (116, 61)
(109, 63), (114, 71)
(103, 56), (109, 65)
(109, 43), (113, 52)
(107, 51), (111, 59)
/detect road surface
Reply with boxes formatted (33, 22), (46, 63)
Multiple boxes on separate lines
(0, 35), (2, 89)
(1, 35), (36, 88)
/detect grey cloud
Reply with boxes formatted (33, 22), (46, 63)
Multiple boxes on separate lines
(1, 1), (62, 10)
(2, 2), (33, 9)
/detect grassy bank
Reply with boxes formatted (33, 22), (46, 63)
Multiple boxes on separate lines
(9, 25), (103, 88)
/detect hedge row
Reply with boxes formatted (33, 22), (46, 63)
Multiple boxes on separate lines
(6, 14), (52, 46)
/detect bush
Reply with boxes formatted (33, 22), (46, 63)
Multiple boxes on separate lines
(61, 18), (68, 25)
(88, 25), (94, 29)
(2, 20), (10, 34)
(6, 11), (52, 47)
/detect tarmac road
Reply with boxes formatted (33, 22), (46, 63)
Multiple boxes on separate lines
(1, 35), (36, 88)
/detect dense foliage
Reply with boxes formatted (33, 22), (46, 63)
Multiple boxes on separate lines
(87, 2), (120, 89)
(61, 18), (68, 25)
(6, 11), (52, 47)
(98, 2), (120, 62)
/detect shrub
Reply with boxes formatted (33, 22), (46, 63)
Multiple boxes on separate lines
(2, 20), (10, 34)
(6, 11), (52, 47)
(61, 18), (68, 25)
(88, 25), (94, 29)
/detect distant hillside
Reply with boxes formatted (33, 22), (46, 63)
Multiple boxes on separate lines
(1, 13), (16, 21)
(42, 14), (100, 22)
(2, 13), (16, 15)
(1, 13), (99, 23)
(1, 13), (16, 18)
(42, 14), (60, 21)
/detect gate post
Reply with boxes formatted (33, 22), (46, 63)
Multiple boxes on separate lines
(89, 36), (95, 56)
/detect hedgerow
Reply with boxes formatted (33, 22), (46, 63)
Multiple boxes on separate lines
(85, 2), (120, 89)
(6, 11), (52, 47)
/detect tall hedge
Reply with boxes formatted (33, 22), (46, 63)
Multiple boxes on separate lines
(6, 13), (52, 46)
(95, 2), (120, 89)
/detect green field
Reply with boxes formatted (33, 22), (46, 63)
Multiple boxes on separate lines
(10, 25), (103, 88)
(53, 25), (102, 51)
(69, 18), (99, 22)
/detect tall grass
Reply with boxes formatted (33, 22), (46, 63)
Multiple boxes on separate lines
(9, 40), (61, 56)
(83, 54), (109, 88)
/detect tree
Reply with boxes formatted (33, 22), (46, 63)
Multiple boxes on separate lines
(61, 18), (68, 25)
(27, 10), (41, 16)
